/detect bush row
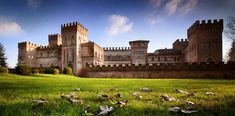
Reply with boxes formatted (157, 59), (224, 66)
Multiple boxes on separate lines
(15, 64), (73, 75)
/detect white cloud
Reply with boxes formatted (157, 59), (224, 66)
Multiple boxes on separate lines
(180, 0), (197, 15)
(165, 0), (182, 16)
(107, 15), (133, 36)
(27, 0), (41, 9)
(148, 12), (162, 24)
(0, 21), (24, 37)
(150, 0), (162, 8)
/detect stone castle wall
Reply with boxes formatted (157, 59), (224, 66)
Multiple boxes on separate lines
(83, 62), (235, 78)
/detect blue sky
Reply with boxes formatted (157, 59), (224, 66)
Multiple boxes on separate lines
(0, 0), (234, 67)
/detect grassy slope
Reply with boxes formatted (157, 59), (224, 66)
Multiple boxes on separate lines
(0, 73), (235, 116)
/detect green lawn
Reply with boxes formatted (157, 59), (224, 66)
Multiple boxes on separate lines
(1, 73), (235, 116)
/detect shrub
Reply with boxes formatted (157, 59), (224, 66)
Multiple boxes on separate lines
(32, 69), (39, 74)
(44, 68), (60, 74)
(44, 68), (54, 74)
(53, 69), (59, 74)
(63, 67), (73, 75)
(0, 67), (8, 73)
(15, 64), (31, 75)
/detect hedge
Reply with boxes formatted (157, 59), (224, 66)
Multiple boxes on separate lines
(15, 64), (31, 75)
(63, 67), (73, 75)
(0, 67), (8, 73)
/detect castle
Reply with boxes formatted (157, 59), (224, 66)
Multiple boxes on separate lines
(18, 19), (223, 75)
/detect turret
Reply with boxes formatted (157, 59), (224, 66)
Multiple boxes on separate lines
(187, 19), (223, 37)
(48, 34), (62, 46)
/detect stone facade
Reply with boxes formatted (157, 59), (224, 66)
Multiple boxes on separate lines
(18, 21), (103, 75)
(103, 47), (131, 66)
(81, 41), (104, 67)
(186, 19), (223, 63)
(18, 19), (224, 75)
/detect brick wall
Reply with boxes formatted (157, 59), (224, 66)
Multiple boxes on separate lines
(82, 62), (235, 79)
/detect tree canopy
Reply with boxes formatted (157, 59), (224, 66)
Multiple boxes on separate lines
(0, 42), (7, 67)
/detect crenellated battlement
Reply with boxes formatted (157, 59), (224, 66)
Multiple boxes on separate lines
(86, 61), (235, 72)
(37, 45), (62, 50)
(18, 41), (39, 47)
(174, 39), (188, 43)
(187, 19), (223, 36)
(48, 34), (61, 38)
(103, 47), (131, 51)
(61, 21), (88, 33)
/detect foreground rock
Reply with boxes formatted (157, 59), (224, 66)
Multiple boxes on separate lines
(97, 105), (114, 116)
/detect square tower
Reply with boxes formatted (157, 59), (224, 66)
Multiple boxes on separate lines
(186, 19), (223, 63)
(61, 22), (88, 74)
(48, 34), (62, 46)
(18, 42), (38, 67)
(129, 40), (149, 65)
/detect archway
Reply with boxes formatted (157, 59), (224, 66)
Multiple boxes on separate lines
(204, 57), (215, 63)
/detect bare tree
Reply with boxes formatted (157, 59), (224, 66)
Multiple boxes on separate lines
(225, 16), (235, 41)
(225, 16), (235, 61)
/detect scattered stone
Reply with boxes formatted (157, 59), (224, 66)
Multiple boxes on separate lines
(160, 94), (178, 102)
(187, 92), (196, 97)
(133, 92), (143, 99)
(140, 87), (152, 92)
(168, 107), (181, 112)
(73, 88), (81, 91)
(97, 105), (114, 116)
(67, 98), (82, 104)
(84, 105), (94, 116)
(174, 88), (188, 94)
(168, 107), (198, 114)
(61, 92), (76, 99)
(181, 109), (198, 114)
(186, 101), (195, 105)
(133, 92), (140, 96)
(204, 92), (215, 96)
(116, 100), (128, 107)
(32, 98), (47, 105)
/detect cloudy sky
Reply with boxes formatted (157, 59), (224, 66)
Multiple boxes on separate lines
(0, 0), (235, 67)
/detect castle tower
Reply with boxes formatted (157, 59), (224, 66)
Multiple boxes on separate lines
(18, 42), (38, 67)
(173, 39), (188, 50)
(129, 40), (149, 65)
(48, 34), (62, 46)
(186, 19), (223, 63)
(61, 21), (88, 74)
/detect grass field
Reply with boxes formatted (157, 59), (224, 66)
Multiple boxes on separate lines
(1, 73), (235, 116)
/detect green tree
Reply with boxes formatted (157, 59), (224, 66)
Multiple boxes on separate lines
(225, 16), (235, 61)
(0, 42), (7, 67)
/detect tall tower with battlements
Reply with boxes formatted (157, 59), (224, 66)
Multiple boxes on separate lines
(18, 42), (38, 67)
(61, 22), (88, 73)
(186, 19), (223, 63)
